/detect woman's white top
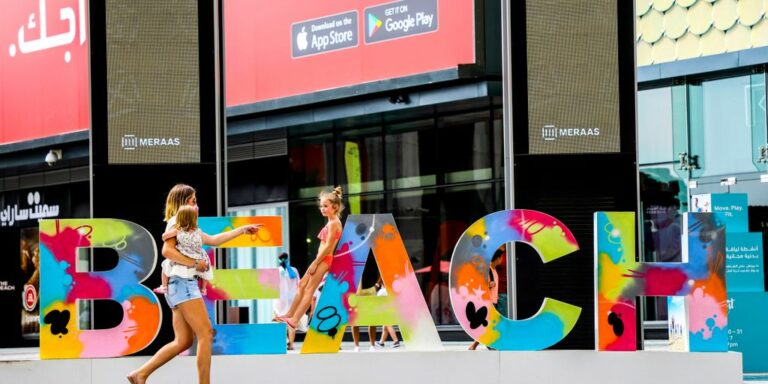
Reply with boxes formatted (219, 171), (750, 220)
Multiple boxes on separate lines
(165, 216), (214, 280)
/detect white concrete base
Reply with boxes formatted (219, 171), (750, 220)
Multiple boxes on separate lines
(0, 350), (742, 384)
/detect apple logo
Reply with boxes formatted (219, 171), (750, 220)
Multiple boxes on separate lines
(297, 27), (308, 51)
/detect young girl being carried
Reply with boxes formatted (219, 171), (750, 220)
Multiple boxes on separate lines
(159, 205), (215, 294)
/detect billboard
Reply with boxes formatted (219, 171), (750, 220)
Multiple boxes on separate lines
(526, 0), (621, 154)
(104, 0), (201, 164)
(224, 0), (476, 107)
(0, 0), (89, 145)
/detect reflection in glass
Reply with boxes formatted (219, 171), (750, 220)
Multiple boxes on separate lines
(690, 76), (761, 177)
(638, 87), (674, 164)
(336, 127), (384, 214)
(438, 111), (493, 183)
(385, 120), (437, 189)
(289, 134), (333, 199)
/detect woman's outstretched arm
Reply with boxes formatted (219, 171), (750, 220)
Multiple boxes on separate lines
(201, 224), (261, 246)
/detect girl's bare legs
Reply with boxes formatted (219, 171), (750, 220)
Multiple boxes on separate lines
(287, 262), (329, 326)
(177, 298), (214, 384)
(127, 308), (193, 384)
(280, 274), (311, 320)
(287, 325), (297, 350)
(387, 326), (399, 343)
(379, 325), (399, 346)
(379, 326), (389, 344)
(367, 326), (376, 348)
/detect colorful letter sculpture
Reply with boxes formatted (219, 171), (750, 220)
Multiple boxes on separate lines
(450, 210), (581, 350)
(198, 216), (285, 354)
(595, 212), (728, 351)
(39, 219), (161, 359)
(302, 214), (442, 353)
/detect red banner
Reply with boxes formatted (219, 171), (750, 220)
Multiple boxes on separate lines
(0, 0), (89, 145)
(224, 0), (476, 107)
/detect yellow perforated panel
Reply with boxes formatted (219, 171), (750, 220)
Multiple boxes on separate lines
(752, 21), (768, 46)
(725, 23), (753, 51)
(677, 31), (703, 59)
(664, 5), (689, 39)
(689, 1), (714, 35)
(653, 0), (676, 12)
(637, 0), (653, 16)
(641, 10), (665, 43)
(713, 0), (739, 30)
(678, 0), (697, 8)
(701, 28), (726, 55)
(737, 0), (765, 25)
(637, 40), (655, 66)
(652, 36), (678, 62)
(637, 0), (768, 65)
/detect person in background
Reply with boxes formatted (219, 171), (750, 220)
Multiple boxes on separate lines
(375, 278), (402, 349)
(275, 252), (300, 350)
(351, 255), (378, 352)
(468, 246), (507, 351)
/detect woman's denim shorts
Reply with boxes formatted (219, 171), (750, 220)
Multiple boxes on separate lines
(165, 275), (202, 309)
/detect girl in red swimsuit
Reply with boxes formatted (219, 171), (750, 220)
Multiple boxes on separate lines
(276, 186), (344, 330)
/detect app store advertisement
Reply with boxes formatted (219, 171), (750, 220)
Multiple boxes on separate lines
(364, 0), (438, 44)
(225, 0), (475, 106)
(292, 11), (358, 58)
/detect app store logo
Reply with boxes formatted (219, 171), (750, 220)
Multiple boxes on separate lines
(296, 27), (309, 51)
(291, 11), (359, 59)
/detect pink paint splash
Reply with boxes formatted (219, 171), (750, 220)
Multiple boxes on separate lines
(79, 300), (135, 357)
(40, 221), (92, 264)
(68, 276), (112, 303)
(330, 241), (357, 312)
(605, 302), (636, 351)
(688, 287), (726, 340)
(625, 267), (688, 296)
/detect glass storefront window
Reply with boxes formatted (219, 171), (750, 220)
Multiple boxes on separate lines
(690, 75), (762, 177)
(493, 109), (504, 180)
(281, 102), (505, 328)
(638, 87), (674, 165)
(749, 73), (767, 173)
(385, 119), (437, 189)
(437, 111), (493, 184)
(336, 127), (384, 204)
(289, 133), (334, 199)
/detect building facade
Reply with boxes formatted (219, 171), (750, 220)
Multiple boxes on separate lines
(0, 0), (766, 354)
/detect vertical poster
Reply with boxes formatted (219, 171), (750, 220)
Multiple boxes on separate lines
(20, 228), (40, 340)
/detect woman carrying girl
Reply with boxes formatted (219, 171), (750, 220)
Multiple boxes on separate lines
(276, 187), (344, 330)
(127, 184), (259, 384)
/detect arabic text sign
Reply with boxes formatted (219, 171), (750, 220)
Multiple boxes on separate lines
(725, 232), (764, 292)
(1, 0), (88, 144)
(0, 191), (60, 227)
(364, 0), (438, 44)
(291, 11), (358, 58)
